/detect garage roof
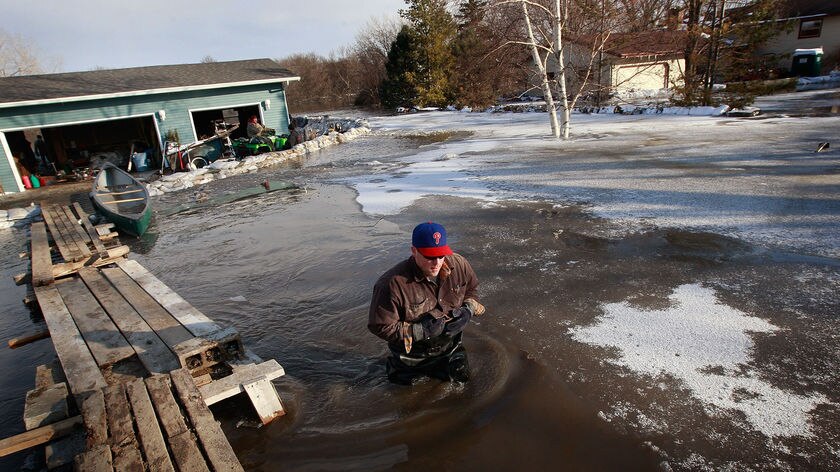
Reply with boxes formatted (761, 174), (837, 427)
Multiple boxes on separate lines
(0, 58), (299, 108)
(570, 31), (689, 59)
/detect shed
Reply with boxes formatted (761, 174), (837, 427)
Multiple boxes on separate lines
(0, 58), (299, 194)
(561, 30), (688, 100)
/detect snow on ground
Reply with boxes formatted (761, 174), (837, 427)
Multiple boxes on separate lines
(346, 101), (839, 450)
(569, 283), (828, 439)
(351, 107), (840, 257)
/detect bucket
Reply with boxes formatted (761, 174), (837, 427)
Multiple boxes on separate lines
(131, 152), (150, 172)
(22, 175), (32, 189)
(31, 175), (41, 188)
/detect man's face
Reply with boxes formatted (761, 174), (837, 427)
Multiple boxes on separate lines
(411, 247), (445, 278)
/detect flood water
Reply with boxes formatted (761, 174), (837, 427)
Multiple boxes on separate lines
(1, 129), (837, 470)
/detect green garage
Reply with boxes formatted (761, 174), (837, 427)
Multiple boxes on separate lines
(0, 58), (299, 194)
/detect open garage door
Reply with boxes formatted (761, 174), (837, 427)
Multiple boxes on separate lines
(6, 115), (162, 176)
(190, 105), (261, 141)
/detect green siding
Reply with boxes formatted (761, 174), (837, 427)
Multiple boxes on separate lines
(0, 84), (290, 193)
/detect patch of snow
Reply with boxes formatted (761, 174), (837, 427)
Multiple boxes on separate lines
(569, 283), (830, 439)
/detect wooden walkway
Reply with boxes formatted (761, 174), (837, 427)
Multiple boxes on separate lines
(4, 203), (287, 469)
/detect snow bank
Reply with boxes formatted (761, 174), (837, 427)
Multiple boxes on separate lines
(796, 70), (840, 86)
(146, 122), (370, 197)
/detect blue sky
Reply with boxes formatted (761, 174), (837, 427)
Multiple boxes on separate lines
(3, 0), (403, 72)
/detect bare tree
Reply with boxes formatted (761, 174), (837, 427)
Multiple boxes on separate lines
(0, 29), (53, 77)
(352, 15), (402, 107)
(495, 0), (609, 139)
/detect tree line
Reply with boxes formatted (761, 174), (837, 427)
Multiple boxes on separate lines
(279, 0), (786, 120)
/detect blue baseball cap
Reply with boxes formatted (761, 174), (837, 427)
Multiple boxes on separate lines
(412, 222), (453, 257)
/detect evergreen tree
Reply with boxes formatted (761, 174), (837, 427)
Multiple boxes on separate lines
(400, 0), (457, 107)
(380, 25), (421, 109)
(452, 0), (497, 108)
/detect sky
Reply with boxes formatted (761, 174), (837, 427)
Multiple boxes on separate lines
(2, 0), (403, 73)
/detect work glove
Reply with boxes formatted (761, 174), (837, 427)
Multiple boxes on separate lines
(463, 298), (485, 316)
(410, 314), (446, 342)
(443, 306), (473, 336)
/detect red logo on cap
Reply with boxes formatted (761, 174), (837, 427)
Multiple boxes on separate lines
(433, 232), (442, 245)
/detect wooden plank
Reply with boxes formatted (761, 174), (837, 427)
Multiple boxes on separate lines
(24, 382), (69, 430)
(7, 329), (50, 348)
(30, 221), (54, 286)
(79, 390), (107, 448)
(125, 378), (175, 472)
(95, 222), (116, 236)
(50, 244), (130, 279)
(0, 415), (82, 457)
(100, 267), (194, 349)
(103, 383), (136, 449)
(72, 202), (108, 254)
(170, 369), (244, 472)
(144, 375), (188, 438)
(243, 378), (286, 425)
(35, 360), (67, 389)
(117, 259), (222, 337)
(44, 206), (90, 261)
(59, 205), (93, 253)
(40, 205), (80, 262)
(55, 277), (136, 367)
(199, 360), (285, 405)
(78, 268), (180, 374)
(34, 285), (106, 396)
(56, 205), (92, 259)
(169, 431), (211, 472)
(113, 445), (145, 472)
(74, 444), (112, 472)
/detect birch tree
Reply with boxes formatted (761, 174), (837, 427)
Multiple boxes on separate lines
(497, 0), (609, 139)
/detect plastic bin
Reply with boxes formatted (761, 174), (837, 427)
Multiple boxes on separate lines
(791, 48), (823, 77)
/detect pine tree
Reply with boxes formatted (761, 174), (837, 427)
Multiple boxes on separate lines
(400, 0), (457, 107)
(452, 0), (497, 108)
(380, 25), (421, 109)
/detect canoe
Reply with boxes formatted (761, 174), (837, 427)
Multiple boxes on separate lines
(89, 163), (152, 237)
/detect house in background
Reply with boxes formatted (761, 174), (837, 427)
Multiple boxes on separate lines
(756, 0), (840, 73)
(562, 30), (688, 102)
(0, 58), (299, 194)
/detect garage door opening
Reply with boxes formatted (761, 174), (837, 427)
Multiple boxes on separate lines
(7, 115), (162, 180)
(191, 105), (261, 141)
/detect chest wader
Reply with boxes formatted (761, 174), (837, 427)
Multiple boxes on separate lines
(387, 332), (470, 385)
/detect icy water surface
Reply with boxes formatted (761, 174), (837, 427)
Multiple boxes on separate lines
(0, 129), (837, 471)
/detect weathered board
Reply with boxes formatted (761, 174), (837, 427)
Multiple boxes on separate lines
(171, 369), (244, 472)
(29, 222), (54, 286)
(55, 277), (135, 367)
(100, 266), (194, 349)
(116, 259), (222, 337)
(78, 268), (180, 374)
(34, 285), (106, 395)
(125, 378), (175, 472)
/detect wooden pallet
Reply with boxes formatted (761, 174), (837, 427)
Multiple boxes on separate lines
(3, 204), (289, 468)
(32, 261), (285, 421)
(27, 203), (130, 287)
(75, 369), (244, 472)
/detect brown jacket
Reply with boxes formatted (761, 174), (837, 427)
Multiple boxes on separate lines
(369, 253), (478, 345)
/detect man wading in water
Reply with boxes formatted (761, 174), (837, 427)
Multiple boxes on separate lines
(369, 222), (485, 385)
